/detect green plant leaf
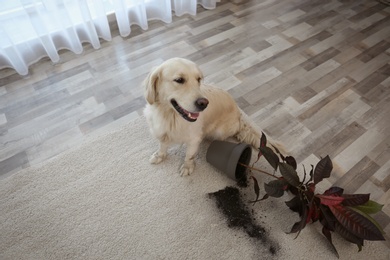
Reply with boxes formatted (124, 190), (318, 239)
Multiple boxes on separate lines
(279, 162), (300, 187)
(329, 205), (385, 241)
(341, 194), (370, 207)
(349, 206), (385, 235)
(317, 194), (345, 206)
(352, 200), (383, 215)
(313, 155), (333, 184)
(260, 146), (279, 171)
(264, 179), (287, 198)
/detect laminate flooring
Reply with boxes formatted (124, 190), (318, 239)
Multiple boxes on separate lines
(1, 0), (390, 248)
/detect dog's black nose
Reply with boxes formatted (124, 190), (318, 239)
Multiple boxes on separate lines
(195, 98), (209, 111)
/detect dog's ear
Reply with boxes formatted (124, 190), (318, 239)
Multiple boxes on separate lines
(144, 66), (160, 105)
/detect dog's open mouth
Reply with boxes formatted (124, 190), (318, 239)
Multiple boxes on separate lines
(171, 99), (199, 122)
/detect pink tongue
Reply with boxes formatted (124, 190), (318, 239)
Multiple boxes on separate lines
(189, 112), (199, 119)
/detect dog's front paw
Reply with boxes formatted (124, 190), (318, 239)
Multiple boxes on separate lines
(149, 151), (167, 164)
(180, 161), (195, 176)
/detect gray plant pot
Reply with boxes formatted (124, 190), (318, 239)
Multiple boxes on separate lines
(206, 140), (252, 185)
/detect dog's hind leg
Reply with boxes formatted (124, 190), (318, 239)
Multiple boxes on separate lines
(235, 112), (287, 155)
(235, 112), (261, 150)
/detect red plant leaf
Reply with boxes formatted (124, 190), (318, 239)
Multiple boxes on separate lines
(287, 206), (308, 236)
(317, 194), (344, 206)
(319, 204), (337, 231)
(342, 194), (370, 207)
(287, 185), (299, 196)
(334, 222), (363, 251)
(285, 156), (297, 170)
(285, 196), (304, 215)
(307, 205), (315, 224)
(271, 144), (285, 161)
(307, 203), (320, 223)
(302, 165), (307, 183)
(279, 162), (300, 187)
(322, 226), (340, 258)
(313, 155), (333, 184)
(256, 133), (267, 162)
(308, 183), (315, 193)
(259, 193), (269, 201)
(256, 150), (262, 162)
(288, 221), (303, 234)
(260, 146), (279, 171)
(324, 186), (344, 196)
(309, 164), (314, 182)
(260, 132), (267, 148)
(349, 206), (385, 235)
(264, 179), (287, 198)
(329, 205), (385, 241)
(250, 176), (260, 203)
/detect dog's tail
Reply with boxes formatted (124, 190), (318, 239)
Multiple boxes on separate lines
(235, 110), (261, 150)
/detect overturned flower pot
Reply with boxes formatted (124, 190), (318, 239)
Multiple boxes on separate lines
(206, 140), (252, 186)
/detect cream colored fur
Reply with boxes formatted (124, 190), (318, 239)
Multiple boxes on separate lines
(143, 58), (261, 176)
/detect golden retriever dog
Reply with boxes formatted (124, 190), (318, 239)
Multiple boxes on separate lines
(143, 58), (261, 176)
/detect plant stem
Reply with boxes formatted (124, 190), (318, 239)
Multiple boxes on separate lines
(239, 162), (279, 179)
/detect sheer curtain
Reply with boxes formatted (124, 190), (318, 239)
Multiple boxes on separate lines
(0, 0), (219, 76)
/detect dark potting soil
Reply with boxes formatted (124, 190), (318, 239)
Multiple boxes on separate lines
(208, 186), (278, 256)
(235, 147), (251, 187)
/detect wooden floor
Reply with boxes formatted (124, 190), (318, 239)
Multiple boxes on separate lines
(1, 0), (390, 247)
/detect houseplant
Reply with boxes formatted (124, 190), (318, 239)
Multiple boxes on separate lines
(206, 133), (386, 258)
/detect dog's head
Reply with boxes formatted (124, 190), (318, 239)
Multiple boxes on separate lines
(144, 58), (209, 122)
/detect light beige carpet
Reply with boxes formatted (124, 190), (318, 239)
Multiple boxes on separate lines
(0, 116), (388, 260)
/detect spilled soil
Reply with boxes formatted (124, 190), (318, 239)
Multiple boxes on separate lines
(209, 186), (279, 257)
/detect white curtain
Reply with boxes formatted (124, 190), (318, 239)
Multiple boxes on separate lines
(0, 0), (219, 76)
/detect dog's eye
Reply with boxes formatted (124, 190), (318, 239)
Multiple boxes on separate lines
(174, 77), (185, 84)
(197, 77), (202, 83)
